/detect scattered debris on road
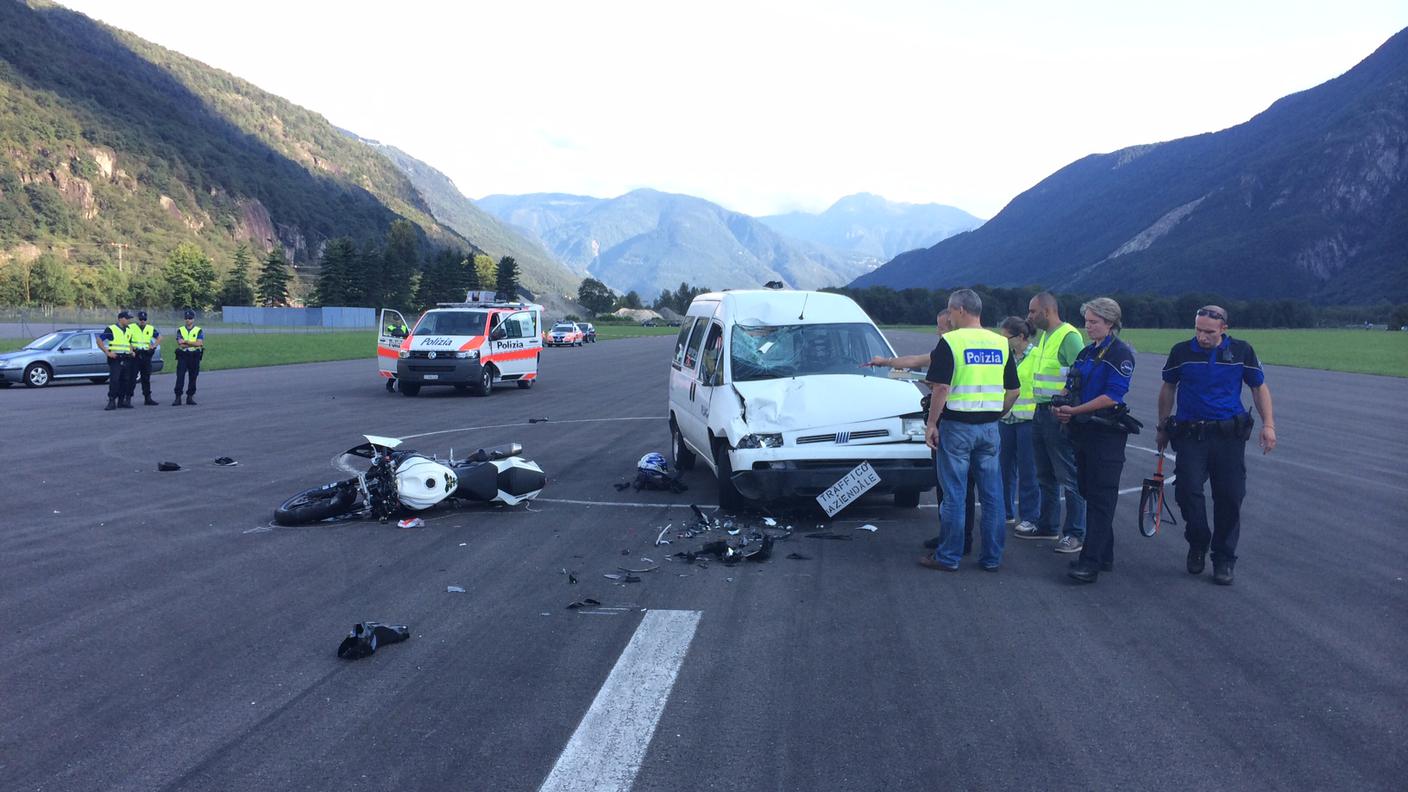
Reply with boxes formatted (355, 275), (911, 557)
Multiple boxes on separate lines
(157, 462), (181, 472)
(856, 524), (879, 533)
(446, 585), (466, 593)
(566, 598), (601, 609)
(529, 417), (550, 423)
(397, 517), (425, 528)
(786, 552), (811, 560)
(336, 622), (410, 660)
(805, 531), (853, 540)
(213, 457), (238, 466)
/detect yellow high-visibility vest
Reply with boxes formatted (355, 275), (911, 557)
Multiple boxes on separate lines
(1010, 350), (1036, 419)
(129, 324), (155, 350)
(105, 324), (132, 354)
(1031, 322), (1078, 402)
(944, 327), (1009, 412)
(178, 325), (202, 352)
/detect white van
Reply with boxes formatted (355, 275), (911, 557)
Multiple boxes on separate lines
(667, 289), (935, 509)
(379, 292), (543, 396)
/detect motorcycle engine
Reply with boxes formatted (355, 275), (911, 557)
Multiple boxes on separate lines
(394, 456), (459, 511)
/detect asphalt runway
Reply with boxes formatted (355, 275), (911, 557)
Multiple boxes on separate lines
(2, 331), (1405, 791)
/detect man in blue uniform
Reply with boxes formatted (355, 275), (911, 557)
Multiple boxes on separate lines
(126, 310), (161, 406)
(97, 310), (135, 411)
(1157, 306), (1277, 586)
(1056, 298), (1137, 584)
(172, 310), (204, 406)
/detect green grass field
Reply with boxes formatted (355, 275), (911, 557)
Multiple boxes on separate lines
(6, 326), (1403, 377)
(881, 326), (1408, 378)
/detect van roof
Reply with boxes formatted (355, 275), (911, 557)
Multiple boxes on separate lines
(427, 302), (542, 312)
(688, 290), (873, 326)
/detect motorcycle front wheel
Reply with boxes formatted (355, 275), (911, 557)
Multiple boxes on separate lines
(274, 479), (361, 526)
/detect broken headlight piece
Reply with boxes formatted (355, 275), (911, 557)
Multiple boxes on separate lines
(737, 433), (784, 449)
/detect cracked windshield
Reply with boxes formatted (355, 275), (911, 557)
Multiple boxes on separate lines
(729, 322), (893, 381)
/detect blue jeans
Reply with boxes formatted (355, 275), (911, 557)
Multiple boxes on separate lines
(934, 420), (1005, 568)
(1032, 406), (1086, 539)
(999, 420), (1041, 523)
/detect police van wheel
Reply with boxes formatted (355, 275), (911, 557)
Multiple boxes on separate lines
(894, 489), (921, 508)
(714, 445), (744, 511)
(23, 363), (51, 388)
(399, 383), (421, 397)
(671, 419), (696, 470)
(473, 366), (495, 397)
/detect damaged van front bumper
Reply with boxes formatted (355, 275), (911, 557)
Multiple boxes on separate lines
(727, 444), (935, 501)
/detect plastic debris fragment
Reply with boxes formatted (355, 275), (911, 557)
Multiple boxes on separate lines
(397, 517), (425, 528)
(566, 598), (602, 609)
(529, 417), (550, 423)
(856, 524), (879, 533)
(157, 462), (181, 472)
(336, 622), (410, 660)
(214, 457), (238, 466)
(446, 585), (466, 593)
(603, 573), (642, 583)
(786, 552), (812, 560)
(763, 517), (778, 527)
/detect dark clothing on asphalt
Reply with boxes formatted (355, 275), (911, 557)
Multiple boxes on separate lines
(1162, 335), (1264, 421)
(925, 337), (1020, 424)
(1172, 432), (1247, 563)
(175, 353), (200, 398)
(106, 355), (133, 401)
(1072, 425), (1127, 570)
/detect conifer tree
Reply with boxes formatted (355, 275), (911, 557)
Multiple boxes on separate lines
(256, 246), (292, 306)
(218, 244), (256, 307)
(495, 255), (520, 299)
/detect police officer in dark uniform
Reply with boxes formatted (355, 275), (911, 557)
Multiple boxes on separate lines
(126, 310), (161, 406)
(1157, 305), (1277, 586)
(1056, 297), (1137, 584)
(385, 319), (409, 392)
(98, 310), (135, 411)
(172, 310), (204, 406)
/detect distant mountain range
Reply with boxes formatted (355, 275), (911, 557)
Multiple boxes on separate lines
(0, 0), (577, 300)
(355, 140), (580, 298)
(476, 189), (879, 297)
(855, 27), (1408, 304)
(760, 193), (983, 263)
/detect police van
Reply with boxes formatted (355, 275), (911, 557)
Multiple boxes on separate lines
(378, 291), (543, 396)
(667, 289), (935, 510)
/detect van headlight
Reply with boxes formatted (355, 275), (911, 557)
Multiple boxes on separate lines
(453, 350), (477, 360)
(737, 433), (783, 449)
(398, 349), (410, 359)
(902, 417), (927, 439)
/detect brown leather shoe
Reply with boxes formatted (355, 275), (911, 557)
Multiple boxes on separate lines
(918, 556), (958, 572)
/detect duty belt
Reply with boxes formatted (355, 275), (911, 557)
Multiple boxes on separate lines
(1167, 414), (1251, 441)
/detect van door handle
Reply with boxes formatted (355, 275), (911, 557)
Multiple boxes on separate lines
(690, 382), (696, 401)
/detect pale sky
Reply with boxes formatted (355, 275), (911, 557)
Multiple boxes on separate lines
(57, 0), (1408, 219)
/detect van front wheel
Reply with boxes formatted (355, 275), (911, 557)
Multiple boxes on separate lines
(714, 446), (745, 511)
(671, 421), (696, 471)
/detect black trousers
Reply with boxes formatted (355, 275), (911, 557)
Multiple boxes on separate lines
(933, 450), (977, 554)
(1172, 433), (1247, 563)
(129, 351), (154, 398)
(106, 355), (133, 401)
(1072, 426), (1127, 568)
(175, 353), (201, 397)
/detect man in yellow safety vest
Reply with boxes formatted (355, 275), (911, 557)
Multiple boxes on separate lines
(98, 310), (135, 411)
(1022, 291), (1088, 553)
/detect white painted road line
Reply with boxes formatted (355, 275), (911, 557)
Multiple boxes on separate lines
(398, 416), (664, 442)
(538, 609), (702, 792)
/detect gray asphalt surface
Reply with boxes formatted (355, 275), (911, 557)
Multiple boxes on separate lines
(2, 331), (1405, 791)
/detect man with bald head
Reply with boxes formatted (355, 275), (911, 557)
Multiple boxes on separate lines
(1022, 292), (1087, 553)
(1157, 305), (1276, 586)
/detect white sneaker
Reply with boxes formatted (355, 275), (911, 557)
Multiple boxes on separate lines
(1015, 521), (1037, 533)
(1054, 535), (1084, 553)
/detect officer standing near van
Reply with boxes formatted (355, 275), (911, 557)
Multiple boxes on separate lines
(1023, 292), (1088, 553)
(126, 310), (161, 406)
(98, 310), (135, 411)
(172, 310), (203, 406)
(1157, 306), (1276, 586)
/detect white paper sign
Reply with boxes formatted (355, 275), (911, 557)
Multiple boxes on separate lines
(816, 461), (882, 517)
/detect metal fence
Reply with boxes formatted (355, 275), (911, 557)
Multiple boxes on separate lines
(0, 306), (376, 338)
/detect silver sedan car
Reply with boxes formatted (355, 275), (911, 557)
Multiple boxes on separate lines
(0, 328), (164, 388)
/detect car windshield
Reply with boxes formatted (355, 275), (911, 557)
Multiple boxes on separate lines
(576, 324), (590, 331)
(25, 332), (66, 350)
(415, 311), (488, 336)
(552, 324), (576, 332)
(730, 322), (894, 382)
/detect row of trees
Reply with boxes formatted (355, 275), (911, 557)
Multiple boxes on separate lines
(825, 285), (1327, 329)
(0, 220), (525, 312)
(576, 278), (714, 317)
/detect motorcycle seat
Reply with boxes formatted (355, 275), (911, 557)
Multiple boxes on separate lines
(470, 443), (523, 462)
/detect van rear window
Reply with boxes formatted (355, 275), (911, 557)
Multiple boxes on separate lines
(415, 311), (489, 336)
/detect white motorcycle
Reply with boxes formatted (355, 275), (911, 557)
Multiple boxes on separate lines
(274, 435), (546, 526)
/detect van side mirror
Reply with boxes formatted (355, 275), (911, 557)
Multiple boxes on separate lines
(490, 325), (507, 341)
